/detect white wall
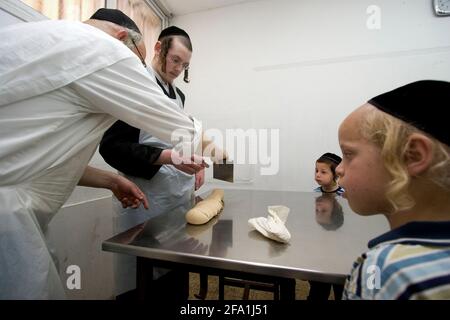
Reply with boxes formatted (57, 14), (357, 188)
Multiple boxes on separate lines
(172, 0), (450, 192)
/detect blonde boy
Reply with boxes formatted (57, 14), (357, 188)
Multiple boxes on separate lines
(337, 80), (450, 299)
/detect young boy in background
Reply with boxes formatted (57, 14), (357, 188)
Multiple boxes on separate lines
(314, 153), (345, 196)
(309, 153), (345, 300)
(308, 193), (345, 300)
(315, 193), (344, 231)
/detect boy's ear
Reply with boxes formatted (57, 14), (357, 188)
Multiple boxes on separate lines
(405, 133), (434, 176)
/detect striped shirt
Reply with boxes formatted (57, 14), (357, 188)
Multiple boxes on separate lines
(314, 186), (345, 196)
(343, 221), (450, 300)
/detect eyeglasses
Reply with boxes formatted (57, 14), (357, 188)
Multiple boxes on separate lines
(131, 38), (147, 68)
(167, 54), (190, 70)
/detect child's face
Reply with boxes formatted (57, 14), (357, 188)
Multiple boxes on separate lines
(315, 197), (333, 224)
(336, 105), (391, 215)
(315, 162), (335, 188)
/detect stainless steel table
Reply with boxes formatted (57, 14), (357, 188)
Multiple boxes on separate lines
(102, 189), (389, 299)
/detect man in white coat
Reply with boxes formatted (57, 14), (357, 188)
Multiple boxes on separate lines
(0, 9), (207, 299)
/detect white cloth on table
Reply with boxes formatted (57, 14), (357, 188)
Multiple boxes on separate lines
(248, 205), (291, 244)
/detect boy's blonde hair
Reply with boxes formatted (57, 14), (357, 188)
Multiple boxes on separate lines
(361, 106), (450, 212)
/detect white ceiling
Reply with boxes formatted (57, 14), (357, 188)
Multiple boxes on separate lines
(156, 0), (263, 16)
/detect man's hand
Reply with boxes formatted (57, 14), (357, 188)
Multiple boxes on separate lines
(78, 166), (149, 210)
(174, 154), (209, 175)
(202, 133), (228, 163)
(111, 175), (149, 209)
(157, 149), (209, 175)
(195, 168), (205, 190)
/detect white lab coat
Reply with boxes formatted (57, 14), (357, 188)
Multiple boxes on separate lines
(0, 20), (201, 299)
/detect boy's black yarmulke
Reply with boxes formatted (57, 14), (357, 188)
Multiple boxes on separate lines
(319, 153), (342, 165)
(368, 80), (450, 146)
(158, 26), (190, 40)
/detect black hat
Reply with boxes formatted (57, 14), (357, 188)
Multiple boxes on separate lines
(158, 26), (190, 40)
(318, 153), (342, 165)
(368, 80), (450, 146)
(90, 8), (141, 34)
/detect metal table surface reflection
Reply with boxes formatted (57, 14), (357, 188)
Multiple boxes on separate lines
(103, 189), (389, 292)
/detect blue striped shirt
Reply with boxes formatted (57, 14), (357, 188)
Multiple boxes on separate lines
(314, 186), (345, 196)
(343, 221), (450, 300)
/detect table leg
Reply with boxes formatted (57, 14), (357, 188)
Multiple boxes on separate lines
(136, 257), (153, 300)
(279, 278), (296, 300)
(219, 275), (225, 300)
(136, 257), (189, 301)
(195, 273), (208, 300)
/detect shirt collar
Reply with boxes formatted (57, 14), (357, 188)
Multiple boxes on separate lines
(368, 221), (450, 248)
(147, 66), (173, 90)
